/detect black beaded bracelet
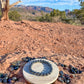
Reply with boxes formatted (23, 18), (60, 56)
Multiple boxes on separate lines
(29, 60), (53, 76)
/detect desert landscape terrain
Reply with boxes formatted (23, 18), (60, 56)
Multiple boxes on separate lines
(0, 20), (84, 84)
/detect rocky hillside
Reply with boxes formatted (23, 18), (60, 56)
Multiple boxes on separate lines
(0, 20), (84, 84)
(14, 5), (53, 13)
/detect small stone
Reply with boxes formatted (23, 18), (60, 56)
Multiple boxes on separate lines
(65, 74), (70, 80)
(61, 64), (64, 67)
(69, 68), (76, 74)
(41, 57), (47, 59)
(11, 62), (16, 66)
(2, 78), (7, 83)
(64, 65), (67, 67)
(74, 68), (78, 72)
(7, 78), (11, 83)
(14, 66), (19, 70)
(0, 73), (4, 78)
(16, 61), (21, 66)
(58, 77), (64, 83)
(59, 75), (64, 78)
(32, 58), (36, 60)
(0, 78), (2, 83)
(9, 67), (14, 71)
(59, 71), (64, 76)
(70, 74), (75, 78)
(63, 77), (70, 83)
(79, 70), (82, 74)
(69, 65), (73, 69)
(63, 67), (68, 70)
(66, 79), (71, 84)
(58, 63), (61, 66)
(22, 57), (32, 62)
(75, 70), (79, 74)
(4, 76), (8, 80)
(12, 77), (18, 81)
(22, 58), (28, 62)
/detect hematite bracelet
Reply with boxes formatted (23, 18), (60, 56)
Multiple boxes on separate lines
(29, 60), (53, 76)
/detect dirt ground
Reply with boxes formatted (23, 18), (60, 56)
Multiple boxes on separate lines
(0, 20), (84, 84)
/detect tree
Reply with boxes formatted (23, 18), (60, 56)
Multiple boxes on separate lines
(60, 11), (66, 19)
(79, 0), (84, 8)
(50, 9), (57, 17)
(0, 0), (21, 20)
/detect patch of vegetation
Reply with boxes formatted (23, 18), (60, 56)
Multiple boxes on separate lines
(0, 9), (2, 19)
(8, 10), (21, 21)
(38, 9), (66, 23)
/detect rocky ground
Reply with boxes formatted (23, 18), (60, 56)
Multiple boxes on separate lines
(0, 20), (84, 84)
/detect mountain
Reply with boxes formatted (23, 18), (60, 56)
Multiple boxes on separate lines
(14, 5), (53, 13)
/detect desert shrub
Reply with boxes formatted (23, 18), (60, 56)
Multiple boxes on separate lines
(39, 9), (66, 23)
(8, 10), (21, 21)
(52, 16), (61, 22)
(61, 18), (74, 24)
(0, 9), (2, 19)
(50, 9), (60, 17)
(39, 14), (52, 22)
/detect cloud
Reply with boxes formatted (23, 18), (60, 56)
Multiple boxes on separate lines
(9, 0), (80, 10)
(21, 0), (80, 5)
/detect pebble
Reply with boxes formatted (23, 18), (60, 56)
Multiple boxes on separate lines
(61, 64), (65, 67)
(0, 78), (2, 83)
(70, 74), (75, 78)
(41, 57), (47, 59)
(22, 57), (35, 62)
(69, 65), (82, 74)
(0, 73), (4, 78)
(9, 67), (14, 71)
(65, 79), (70, 84)
(58, 77), (64, 83)
(65, 74), (70, 80)
(69, 68), (76, 74)
(12, 77), (18, 81)
(59, 71), (64, 76)
(60, 64), (67, 68)
(13, 66), (19, 70)
(7, 78), (11, 83)
(63, 67), (68, 70)
(79, 70), (82, 74)
(2, 78), (7, 83)
(10, 61), (21, 71)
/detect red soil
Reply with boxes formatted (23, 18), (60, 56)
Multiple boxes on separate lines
(0, 20), (84, 84)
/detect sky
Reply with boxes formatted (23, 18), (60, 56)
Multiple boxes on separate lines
(10, 0), (81, 11)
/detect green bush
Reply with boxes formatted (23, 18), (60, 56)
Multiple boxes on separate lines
(39, 9), (66, 23)
(62, 18), (74, 24)
(8, 10), (21, 21)
(0, 9), (2, 19)
(39, 14), (52, 22)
